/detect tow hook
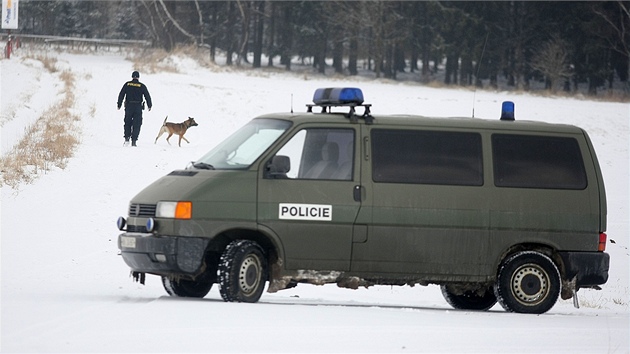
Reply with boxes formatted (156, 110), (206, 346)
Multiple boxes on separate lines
(131, 271), (146, 285)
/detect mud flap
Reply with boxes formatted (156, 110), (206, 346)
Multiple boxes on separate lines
(561, 276), (579, 309)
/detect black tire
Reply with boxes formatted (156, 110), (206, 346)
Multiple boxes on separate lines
(218, 240), (267, 303)
(494, 251), (561, 314)
(440, 284), (497, 311)
(162, 277), (213, 298)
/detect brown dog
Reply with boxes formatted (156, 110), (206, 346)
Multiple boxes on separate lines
(154, 116), (199, 147)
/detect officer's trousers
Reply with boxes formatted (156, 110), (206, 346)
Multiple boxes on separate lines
(123, 105), (143, 141)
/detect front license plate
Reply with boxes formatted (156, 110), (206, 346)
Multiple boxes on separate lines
(120, 236), (136, 249)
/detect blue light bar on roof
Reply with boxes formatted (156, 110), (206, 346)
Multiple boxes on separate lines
(313, 87), (364, 105)
(500, 101), (515, 121)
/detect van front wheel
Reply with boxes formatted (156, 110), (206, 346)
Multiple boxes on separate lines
(218, 240), (267, 303)
(494, 251), (561, 314)
(440, 284), (497, 311)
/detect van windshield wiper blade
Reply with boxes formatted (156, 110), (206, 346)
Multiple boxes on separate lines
(191, 161), (215, 170)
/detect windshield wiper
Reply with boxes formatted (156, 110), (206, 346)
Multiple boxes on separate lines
(190, 161), (215, 170)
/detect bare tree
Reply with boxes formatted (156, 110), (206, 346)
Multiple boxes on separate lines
(530, 36), (572, 92)
(592, 1), (630, 58)
(360, 1), (404, 79)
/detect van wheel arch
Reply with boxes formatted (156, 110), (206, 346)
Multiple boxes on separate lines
(502, 243), (564, 275)
(210, 229), (282, 285)
(216, 229), (281, 264)
(496, 244), (566, 280)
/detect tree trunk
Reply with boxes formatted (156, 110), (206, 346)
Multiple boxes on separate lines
(266, 2), (275, 67)
(318, 34), (327, 74)
(210, 2), (217, 63)
(410, 47), (418, 73)
(252, 1), (264, 68)
(194, 0), (203, 46)
(460, 54), (473, 86)
(280, 4), (292, 71)
(395, 46), (406, 73)
(333, 37), (343, 74)
(445, 54), (453, 84)
(348, 34), (358, 76)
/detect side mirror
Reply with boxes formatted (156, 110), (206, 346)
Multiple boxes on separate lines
(266, 155), (290, 178)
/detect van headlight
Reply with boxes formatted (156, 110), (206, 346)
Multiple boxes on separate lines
(156, 201), (192, 219)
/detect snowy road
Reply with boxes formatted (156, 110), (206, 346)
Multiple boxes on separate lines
(3, 282), (629, 353)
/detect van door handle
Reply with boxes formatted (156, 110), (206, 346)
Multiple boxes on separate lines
(353, 185), (363, 202)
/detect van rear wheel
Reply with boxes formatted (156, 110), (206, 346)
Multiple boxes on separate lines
(440, 284), (497, 311)
(218, 240), (267, 303)
(494, 251), (561, 314)
(162, 277), (213, 298)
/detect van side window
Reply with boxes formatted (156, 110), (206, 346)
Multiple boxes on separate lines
(492, 134), (587, 190)
(371, 129), (483, 186)
(274, 128), (354, 180)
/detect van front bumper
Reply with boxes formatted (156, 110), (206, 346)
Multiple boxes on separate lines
(558, 251), (610, 288)
(118, 233), (210, 276)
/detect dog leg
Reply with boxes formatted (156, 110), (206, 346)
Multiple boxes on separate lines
(155, 127), (167, 144)
(166, 133), (173, 145)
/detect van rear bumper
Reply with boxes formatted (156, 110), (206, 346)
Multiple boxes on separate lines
(118, 233), (209, 276)
(558, 251), (610, 288)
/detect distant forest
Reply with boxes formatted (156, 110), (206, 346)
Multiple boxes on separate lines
(16, 1), (630, 95)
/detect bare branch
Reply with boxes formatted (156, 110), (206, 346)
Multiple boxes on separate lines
(158, 0), (198, 45)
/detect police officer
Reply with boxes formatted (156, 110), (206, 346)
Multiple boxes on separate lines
(117, 71), (152, 147)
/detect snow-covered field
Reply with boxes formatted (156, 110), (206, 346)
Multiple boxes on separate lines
(1, 48), (629, 353)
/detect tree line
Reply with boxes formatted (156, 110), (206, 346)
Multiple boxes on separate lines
(17, 1), (630, 96)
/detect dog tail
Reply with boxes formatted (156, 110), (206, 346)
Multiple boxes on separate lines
(162, 116), (168, 126)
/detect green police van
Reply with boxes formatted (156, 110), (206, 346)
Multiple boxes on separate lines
(117, 88), (609, 314)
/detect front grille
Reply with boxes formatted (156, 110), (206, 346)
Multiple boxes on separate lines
(127, 224), (148, 233)
(128, 203), (156, 217)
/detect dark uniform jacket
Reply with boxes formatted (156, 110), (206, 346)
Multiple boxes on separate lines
(117, 79), (152, 109)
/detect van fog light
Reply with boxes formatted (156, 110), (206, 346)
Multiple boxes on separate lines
(146, 218), (156, 232)
(155, 254), (167, 262)
(117, 217), (126, 231)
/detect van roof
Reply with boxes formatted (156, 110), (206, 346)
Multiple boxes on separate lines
(256, 112), (585, 135)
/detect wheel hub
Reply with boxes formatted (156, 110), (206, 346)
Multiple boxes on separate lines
(239, 255), (261, 295)
(511, 264), (548, 305)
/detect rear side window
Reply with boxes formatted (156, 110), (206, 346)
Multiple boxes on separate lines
(492, 134), (587, 190)
(371, 129), (483, 186)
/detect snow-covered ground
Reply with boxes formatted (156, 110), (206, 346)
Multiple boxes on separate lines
(1, 48), (628, 353)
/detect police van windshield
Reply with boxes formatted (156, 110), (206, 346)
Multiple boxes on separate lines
(193, 119), (292, 170)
